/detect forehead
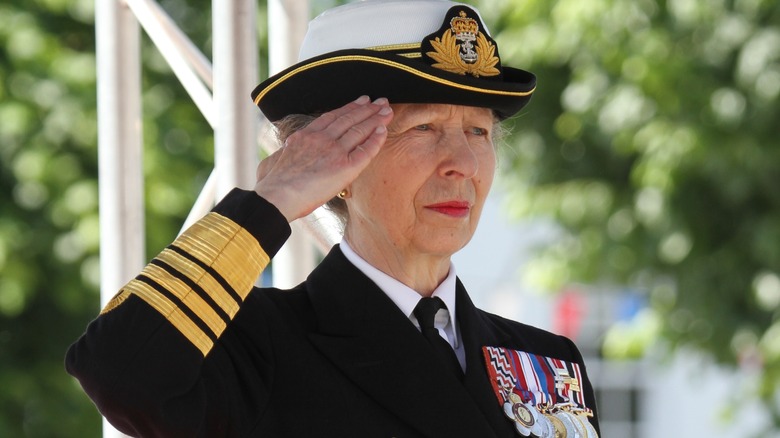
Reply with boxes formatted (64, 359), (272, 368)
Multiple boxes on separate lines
(389, 103), (494, 123)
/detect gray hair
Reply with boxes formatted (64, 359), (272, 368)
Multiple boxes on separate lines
(272, 111), (507, 230)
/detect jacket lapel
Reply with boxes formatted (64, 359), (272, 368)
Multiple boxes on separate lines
(305, 246), (499, 437)
(456, 281), (517, 437)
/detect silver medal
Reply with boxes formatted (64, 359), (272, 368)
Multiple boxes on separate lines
(553, 410), (581, 438)
(577, 413), (599, 438)
(532, 406), (556, 438)
(566, 411), (588, 438)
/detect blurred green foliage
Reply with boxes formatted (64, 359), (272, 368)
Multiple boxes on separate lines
(0, 0), (216, 435)
(488, 0), (780, 428)
(1, 0), (779, 435)
(1, 0), (102, 436)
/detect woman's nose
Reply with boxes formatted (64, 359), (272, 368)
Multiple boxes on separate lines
(439, 131), (479, 179)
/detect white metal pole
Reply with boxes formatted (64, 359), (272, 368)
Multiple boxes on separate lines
(267, 0), (318, 288)
(96, 0), (142, 437)
(125, 0), (214, 88)
(212, 0), (258, 198)
(126, 0), (215, 126)
(267, 0), (309, 73)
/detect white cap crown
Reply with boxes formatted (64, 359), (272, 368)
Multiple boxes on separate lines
(299, 0), (488, 61)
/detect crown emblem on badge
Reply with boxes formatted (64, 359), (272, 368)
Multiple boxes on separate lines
(450, 10), (479, 36)
(425, 8), (500, 78)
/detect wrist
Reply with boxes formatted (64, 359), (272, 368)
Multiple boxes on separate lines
(254, 185), (298, 223)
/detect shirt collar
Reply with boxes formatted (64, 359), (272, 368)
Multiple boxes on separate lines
(339, 240), (459, 346)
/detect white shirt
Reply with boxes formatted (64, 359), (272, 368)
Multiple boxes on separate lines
(340, 240), (466, 370)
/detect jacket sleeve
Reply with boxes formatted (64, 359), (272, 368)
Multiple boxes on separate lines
(65, 189), (291, 437)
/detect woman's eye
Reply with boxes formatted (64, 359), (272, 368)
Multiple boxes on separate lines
(414, 124), (431, 131)
(470, 127), (488, 136)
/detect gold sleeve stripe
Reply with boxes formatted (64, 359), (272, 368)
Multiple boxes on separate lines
(96, 212), (269, 356)
(101, 289), (132, 315)
(125, 279), (213, 356)
(156, 248), (240, 319)
(174, 212), (268, 302)
(141, 263), (227, 338)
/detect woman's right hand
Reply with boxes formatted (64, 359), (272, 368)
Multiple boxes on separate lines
(254, 96), (393, 222)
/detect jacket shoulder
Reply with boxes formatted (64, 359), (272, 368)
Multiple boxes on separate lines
(477, 309), (584, 362)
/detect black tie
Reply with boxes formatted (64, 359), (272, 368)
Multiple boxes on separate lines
(413, 297), (464, 380)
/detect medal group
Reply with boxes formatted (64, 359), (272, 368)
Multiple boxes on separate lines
(483, 347), (599, 438)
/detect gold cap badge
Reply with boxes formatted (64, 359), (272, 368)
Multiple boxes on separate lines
(422, 7), (501, 78)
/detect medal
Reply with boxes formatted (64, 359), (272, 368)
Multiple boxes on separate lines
(554, 406), (591, 438)
(525, 401), (544, 438)
(512, 351), (553, 437)
(482, 347), (598, 438)
(576, 412), (599, 438)
(532, 407), (557, 438)
(553, 410), (581, 438)
(502, 392), (535, 436)
(566, 409), (588, 438)
(545, 359), (589, 438)
(544, 412), (567, 438)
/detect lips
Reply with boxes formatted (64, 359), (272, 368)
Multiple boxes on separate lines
(425, 201), (471, 218)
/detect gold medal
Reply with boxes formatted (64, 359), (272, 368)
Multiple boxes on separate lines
(544, 413), (567, 438)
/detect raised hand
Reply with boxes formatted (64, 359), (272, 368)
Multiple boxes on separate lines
(255, 96), (393, 222)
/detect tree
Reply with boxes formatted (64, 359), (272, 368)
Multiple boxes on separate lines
(486, 0), (780, 429)
(0, 0), (216, 435)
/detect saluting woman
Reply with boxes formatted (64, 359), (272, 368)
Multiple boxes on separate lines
(68, 1), (600, 437)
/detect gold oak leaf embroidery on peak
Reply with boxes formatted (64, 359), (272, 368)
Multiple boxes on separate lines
(474, 32), (500, 75)
(427, 28), (500, 77)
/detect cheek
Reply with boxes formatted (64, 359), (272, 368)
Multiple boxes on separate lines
(476, 151), (497, 190)
(384, 176), (424, 211)
(358, 167), (420, 214)
(374, 155), (432, 197)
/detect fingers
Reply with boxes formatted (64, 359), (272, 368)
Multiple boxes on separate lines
(338, 100), (392, 152)
(253, 96), (393, 222)
(306, 95), (371, 132)
(306, 96), (393, 151)
(348, 124), (388, 165)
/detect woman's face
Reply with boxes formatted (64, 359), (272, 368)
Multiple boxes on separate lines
(345, 103), (496, 260)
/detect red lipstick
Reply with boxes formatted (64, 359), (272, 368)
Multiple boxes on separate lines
(425, 201), (471, 218)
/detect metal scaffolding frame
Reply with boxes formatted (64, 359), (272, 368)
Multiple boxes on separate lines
(95, 0), (334, 435)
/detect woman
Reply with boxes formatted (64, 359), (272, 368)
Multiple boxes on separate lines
(67, 1), (600, 437)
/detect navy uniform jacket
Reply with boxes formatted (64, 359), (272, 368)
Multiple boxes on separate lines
(66, 189), (599, 437)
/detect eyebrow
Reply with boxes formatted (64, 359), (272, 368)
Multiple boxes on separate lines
(392, 104), (493, 122)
